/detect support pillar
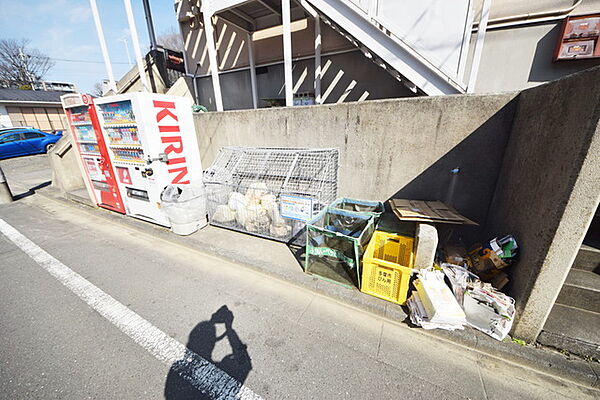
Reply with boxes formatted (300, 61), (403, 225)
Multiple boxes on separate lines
(282, 0), (293, 107)
(123, 0), (151, 92)
(467, 0), (491, 93)
(314, 15), (321, 104)
(298, 1), (320, 104)
(203, 12), (224, 111)
(247, 33), (258, 109)
(89, 0), (117, 92)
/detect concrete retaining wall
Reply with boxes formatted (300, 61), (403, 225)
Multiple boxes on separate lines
(48, 135), (86, 194)
(194, 93), (518, 230)
(485, 66), (600, 341)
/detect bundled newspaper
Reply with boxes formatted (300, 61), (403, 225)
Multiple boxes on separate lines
(407, 268), (466, 331)
(441, 263), (516, 340)
(463, 286), (515, 340)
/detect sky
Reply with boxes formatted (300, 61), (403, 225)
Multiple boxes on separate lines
(0, 0), (179, 93)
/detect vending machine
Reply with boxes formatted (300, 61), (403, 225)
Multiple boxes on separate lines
(61, 93), (126, 213)
(93, 92), (203, 227)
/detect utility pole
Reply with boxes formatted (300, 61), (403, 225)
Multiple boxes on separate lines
(0, 165), (14, 204)
(141, 0), (158, 51)
(18, 49), (35, 90)
(120, 37), (133, 67)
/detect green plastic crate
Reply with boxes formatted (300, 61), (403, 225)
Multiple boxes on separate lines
(305, 207), (377, 288)
(329, 198), (384, 218)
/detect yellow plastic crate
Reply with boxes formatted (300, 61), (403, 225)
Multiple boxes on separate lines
(361, 231), (414, 305)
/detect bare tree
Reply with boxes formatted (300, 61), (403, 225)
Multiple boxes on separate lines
(0, 39), (54, 89)
(157, 27), (184, 52)
(92, 81), (104, 97)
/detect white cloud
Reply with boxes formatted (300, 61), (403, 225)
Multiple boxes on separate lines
(67, 4), (92, 24)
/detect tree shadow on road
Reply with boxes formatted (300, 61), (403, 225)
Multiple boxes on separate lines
(164, 305), (252, 400)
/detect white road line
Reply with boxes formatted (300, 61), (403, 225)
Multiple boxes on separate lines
(0, 218), (262, 400)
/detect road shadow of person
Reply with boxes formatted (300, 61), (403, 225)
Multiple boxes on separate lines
(164, 305), (252, 400)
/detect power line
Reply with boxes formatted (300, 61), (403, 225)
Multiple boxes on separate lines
(49, 57), (131, 65)
(29, 54), (131, 65)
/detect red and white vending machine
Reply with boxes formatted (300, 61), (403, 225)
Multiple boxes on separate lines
(61, 93), (126, 213)
(92, 92), (203, 227)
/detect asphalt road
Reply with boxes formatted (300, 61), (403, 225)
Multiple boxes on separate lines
(0, 155), (598, 399)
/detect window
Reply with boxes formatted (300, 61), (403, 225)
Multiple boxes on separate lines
(23, 131), (43, 139)
(0, 133), (22, 144)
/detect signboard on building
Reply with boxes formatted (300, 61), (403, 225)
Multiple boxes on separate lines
(165, 49), (185, 73)
(554, 14), (600, 61)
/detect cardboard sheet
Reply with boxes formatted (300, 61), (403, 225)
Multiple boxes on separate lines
(388, 199), (478, 225)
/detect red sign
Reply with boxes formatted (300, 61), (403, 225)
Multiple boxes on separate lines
(154, 100), (190, 184)
(116, 167), (132, 184)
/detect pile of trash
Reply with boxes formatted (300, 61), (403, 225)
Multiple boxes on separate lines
(211, 183), (292, 238)
(380, 199), (520, 341)
(407, 268), (467, 331)
(406, 235), (518, 340)
(406, 265), (516, 340)
(466, 235), (518, 290)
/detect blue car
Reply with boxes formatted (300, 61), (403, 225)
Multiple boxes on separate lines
(0, 129), (63, 160)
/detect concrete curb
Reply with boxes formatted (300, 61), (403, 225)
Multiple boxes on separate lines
(32, 186), (600, 390)
(0, 165), (14, 204)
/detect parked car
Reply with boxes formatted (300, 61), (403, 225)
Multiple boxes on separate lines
(0, 126), (34, 132)
(0, 129), (63, 160)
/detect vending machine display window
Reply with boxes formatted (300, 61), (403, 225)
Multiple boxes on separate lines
(554, 14), (600, 61)
(100, 100), (137, 125)
(60, 93), (126, 214)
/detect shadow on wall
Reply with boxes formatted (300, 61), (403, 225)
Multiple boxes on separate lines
(195, 50), (416, 111)
(388, 98), (519, 243)
(164, 305), (252, 400)
(528, 23), (600, 84)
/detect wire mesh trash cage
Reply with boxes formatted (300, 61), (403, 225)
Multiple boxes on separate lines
(203, 147), (339, 242)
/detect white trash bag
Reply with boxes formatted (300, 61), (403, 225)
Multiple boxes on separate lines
(161, 184), (208, 235)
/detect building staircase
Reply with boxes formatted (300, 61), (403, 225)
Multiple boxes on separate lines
(200, 0), (486, 96)
(539, 217), (600, 360)
(300, 0), (472, 96)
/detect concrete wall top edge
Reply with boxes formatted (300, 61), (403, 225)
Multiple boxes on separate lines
(193, 91), (520, 117)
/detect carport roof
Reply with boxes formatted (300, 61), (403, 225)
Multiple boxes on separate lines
(0, 88), (64, 104)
